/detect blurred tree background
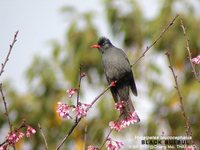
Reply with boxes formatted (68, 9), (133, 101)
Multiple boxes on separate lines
(1, 0), (200, 149)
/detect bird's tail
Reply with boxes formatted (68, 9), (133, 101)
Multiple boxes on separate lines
(120, 97), (140, 123)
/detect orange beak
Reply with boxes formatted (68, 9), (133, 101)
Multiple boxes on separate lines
(91, 44), (101, 49)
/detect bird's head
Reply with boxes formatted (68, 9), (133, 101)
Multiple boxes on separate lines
(91, 37), (112, 53)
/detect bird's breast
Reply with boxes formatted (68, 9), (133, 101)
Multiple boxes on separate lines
(102, 53), (131, 81)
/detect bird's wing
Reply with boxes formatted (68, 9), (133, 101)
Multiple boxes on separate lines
(118, 48), (138, 96)
(129, 71), (137, 96)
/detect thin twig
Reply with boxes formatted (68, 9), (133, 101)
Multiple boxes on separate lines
(180, 19), (200, 82)
(76, 65), (83, 123)
(0, 31), (19, 77)
(132, 15), (179, 66)
(0, 141), (7, 147)
(0, 31), (18, 150)
(100, 129), (113, 150)
(165, 51), (196, 148)
(56, 118), (81, 150)
(88, 82), (115, 109)
(76, 66), (82, 106)
(38, 123), (48, 150)
(0, 84), (12, 132)
(56, 82), (114, 150)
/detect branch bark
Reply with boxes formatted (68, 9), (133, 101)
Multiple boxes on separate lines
(180, 19), (200, 82)
(165, 52), (196, 149)
(0, 31), (19, 77)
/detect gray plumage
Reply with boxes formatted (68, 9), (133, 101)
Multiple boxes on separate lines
(93, 37), (139, 120)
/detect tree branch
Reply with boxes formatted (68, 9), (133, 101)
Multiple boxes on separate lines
(100, 129), (113, 150)
(180, 19), (200, 82)
(0, 31), (18, 150)
(165, 51), (196, 149)
(75, 65), (84, 123)
(38, 123), (48, 150)
(132, 15), (179, 66)
(0, 84), (12, 132)
(0, 31), (19, 77)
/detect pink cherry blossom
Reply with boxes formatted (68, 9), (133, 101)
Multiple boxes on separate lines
(6, 130), (26, 146)
(26, 126), (36, 137)
(121, 111), (140, 127)
(66, 88), (77, 98)
(87, 145), (99, 150)
(81, 72), (86, 78)
(56, 102), (72, 119)
(185, 145), (197, 150)
(0, 145), (7, 150)
(75, 103), (91, 119)
(109, 121), (123, 132)
(115, 101), (125, 112)
(1, 124), (36, 148)
(7, 132), (19, 145)
(185, 147), (193, 150)
(109, 111), (140, 131)
(191, 54), (200, 65)
(106, 138), (123, 150)
(18, 131), (25, 138)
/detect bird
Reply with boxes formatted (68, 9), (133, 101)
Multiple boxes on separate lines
(91, 37), (140, 122)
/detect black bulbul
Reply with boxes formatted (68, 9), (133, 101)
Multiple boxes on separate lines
(91, 37), (140, 121)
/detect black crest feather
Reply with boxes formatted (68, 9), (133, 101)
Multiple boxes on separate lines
(98, 37), (111, 45)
